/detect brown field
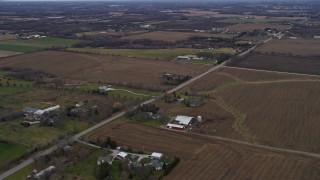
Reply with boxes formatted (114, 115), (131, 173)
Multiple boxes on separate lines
(0, 50), (22, 58)
(217, 67), (320, 82)
(218, 81), (320, 152)
(0, 34), (15, 41)
(87, 121), (320, 180)
(122, 31), (235, 42)
(0, 51), (209, 90)
(255, 39), (320, 56)
(169, 67), (320, 151)
(230, 53), (320, 75)
(226, 23), (289, 32)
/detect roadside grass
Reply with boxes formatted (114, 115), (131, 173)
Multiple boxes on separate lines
(5, 164), (34, 180)
(68, 48), (235, 60)
(0, 142), (30, 169)
(0, 118), (65, 147)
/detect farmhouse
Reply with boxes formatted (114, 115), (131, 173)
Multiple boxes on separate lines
(151, 159), (163, 171)
(97, 155), (113, 165)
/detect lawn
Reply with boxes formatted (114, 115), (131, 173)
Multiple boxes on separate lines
(68, 48), (235, 60)
(0, 142), (30, 169)
(64, 149), (102, 180)
(0, 118), (66, 147)
(72, 83), (162, 99)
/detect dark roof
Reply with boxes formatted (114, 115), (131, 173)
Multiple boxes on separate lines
(151, 159), (162, 168)
(98, 155), (113, 163)
(23, 107), (39, 113)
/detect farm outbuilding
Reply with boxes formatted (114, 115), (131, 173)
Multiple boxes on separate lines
(174, 115), (195, 125)
(151, 152), (163, 160)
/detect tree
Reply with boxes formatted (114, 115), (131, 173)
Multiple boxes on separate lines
(94, 163), (110, 180)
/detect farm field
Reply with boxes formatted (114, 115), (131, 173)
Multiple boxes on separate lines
(67, 48), (235, 60)
(254, 39), (320, 56)
(122, 31), (235, 42)
(0, 37), (79, 48)
(86, 121), (320, 180)
(0, 37), (79, 53)
(229, 53), (320, 75)
(172, 67), (320, 152)
(0, 44), (40, 53)
(0, 50), (22, 58)
(226, 23), (290, 32)
(217, 80), (320, 152)
(0, 142), (29, 170)
(0, 51), (210, 90)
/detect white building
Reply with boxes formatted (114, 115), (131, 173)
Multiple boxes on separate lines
(117, 152), (128, 159)
(174, 115), (195, 125)
(151, 152), (163, 160)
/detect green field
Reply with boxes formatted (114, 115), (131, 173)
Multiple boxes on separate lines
(68, 48), (235, 60)
(0, 142), (30, 169)
(0, 44), (40, 53)
(0, 37), (79, 53)
(0, 86), (32, 96)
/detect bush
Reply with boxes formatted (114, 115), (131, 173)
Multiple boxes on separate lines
(163, 157), (180, 176)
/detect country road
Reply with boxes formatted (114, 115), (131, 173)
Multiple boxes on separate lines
(0, 37), (270, 180)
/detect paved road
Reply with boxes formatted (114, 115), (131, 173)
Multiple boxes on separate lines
(0, 38), (269, 180)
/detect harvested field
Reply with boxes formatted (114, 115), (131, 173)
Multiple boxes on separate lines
(0, 51), (209, 90)
(255, 39), (320, 56)
(217, 67), (320, 82)
(184, 71), (237, 92)
(87, 121), (207, 159)
(218, 81), (320, 152)
(122, 31), (235, 42)
(230, 53), (320, 75)
(226, 23), (289, 32)
(168, 144), (320, 180)
(87, 121), (320, 180)
(0, 50), (22, 58)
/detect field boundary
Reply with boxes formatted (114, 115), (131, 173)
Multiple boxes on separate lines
(226, 65), (320, 78)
